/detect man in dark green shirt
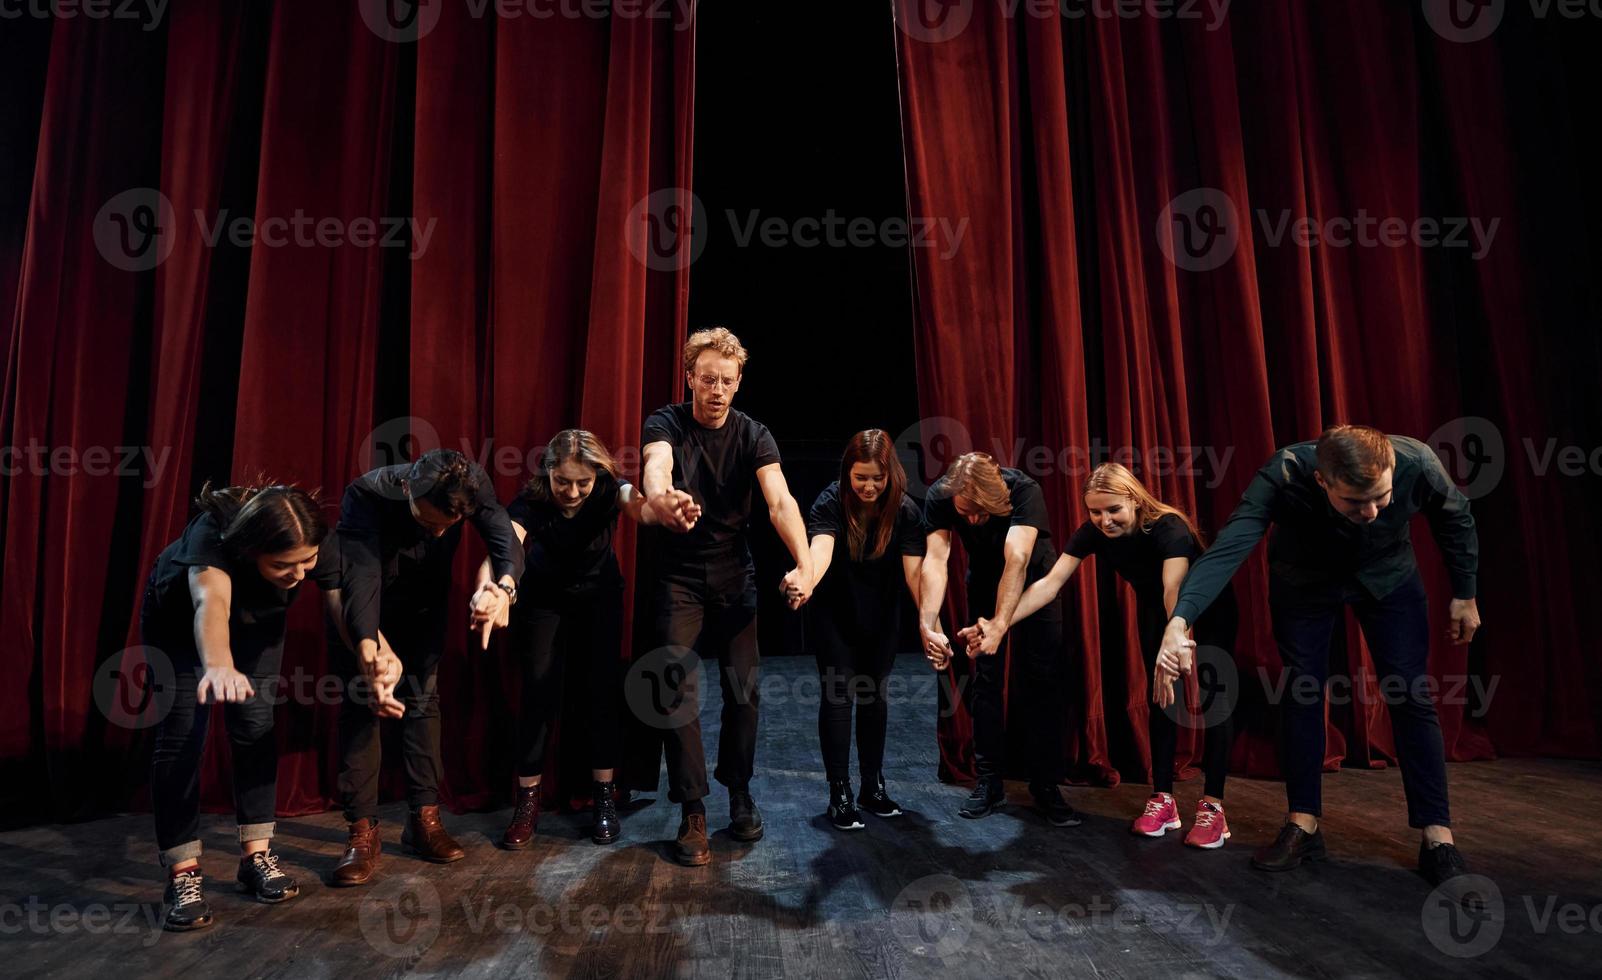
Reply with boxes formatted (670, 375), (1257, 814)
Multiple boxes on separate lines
(1156, 425), (1482, 890)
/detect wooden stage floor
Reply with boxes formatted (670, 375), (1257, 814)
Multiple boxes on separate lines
(2, 655), (1598, 978)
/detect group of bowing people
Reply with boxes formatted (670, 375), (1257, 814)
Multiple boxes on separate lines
(139, 327), (1484, 932)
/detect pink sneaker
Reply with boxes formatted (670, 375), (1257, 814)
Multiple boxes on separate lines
(1131, 792), (1180, 837)
(1184, 800), (1230, 849)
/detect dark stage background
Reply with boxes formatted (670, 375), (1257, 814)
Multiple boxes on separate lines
(0, 0), (1598, 829)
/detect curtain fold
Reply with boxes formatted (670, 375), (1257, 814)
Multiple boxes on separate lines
(1, 1), (696, 827)
(893, 0), (1600, 789)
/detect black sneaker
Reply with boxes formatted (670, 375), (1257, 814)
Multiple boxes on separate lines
(828, 780), (865, 831)
(729, 789), (764, 842)
(163, 869), (214, 932)
(1030, 783), (1082, 827)
(1251, 823), (1327, 872)
(593, 780), (621, 845)
(857, 772), (903, 818)
(237, 849), (299, 904)
(959, 775), (1004, 819)
(1418, 841), (1469, 887)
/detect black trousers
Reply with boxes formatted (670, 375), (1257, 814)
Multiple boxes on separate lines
(144, 590), (282, 866)
(1136, 589), (1240, 799)
(1270, 570), (1450, 828)
(967, 586), (1066, 786)
(336, 603), (448, 822)
(649, 556), (759, 804)
(808, 596), (900, 784)
(512, 586), (625, 776)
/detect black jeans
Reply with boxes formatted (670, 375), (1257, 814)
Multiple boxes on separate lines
(967, 585), (1066, 787)
(1137, 588), (1239, 799)
(648, 556), (760, 804)
(512, 586), (625, 776)
(1270, 570), (1450, 828)
(336, 603), (448, 822)
(808, 596), (900, 785)
(144, 593), (282, 866)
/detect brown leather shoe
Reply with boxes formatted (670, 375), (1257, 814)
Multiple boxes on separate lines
(501, 785), (540, 850)
(332, 818), (381, 887)
(672, 813), (711, 867)
(403, 804), (466, 863)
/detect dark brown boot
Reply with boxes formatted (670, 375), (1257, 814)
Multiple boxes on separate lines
(332, 818), (381, 887)
(501, 785), (540, 850)
(672, 812), (710, 867)
(403, 804), (466, 863)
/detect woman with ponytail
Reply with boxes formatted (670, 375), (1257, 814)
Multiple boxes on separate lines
(964, 462), (1240, 848)
(784, 430), (927, 830)
(142, 482), (339, 931)
(479, 429), (686, 849)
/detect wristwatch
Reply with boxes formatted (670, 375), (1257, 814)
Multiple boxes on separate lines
(498, 580), (518, 606)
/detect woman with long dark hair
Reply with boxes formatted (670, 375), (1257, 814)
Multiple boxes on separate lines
(142, 483), (338, 931)
(964, 462), (1241, 847)
(481, 429), (686, 848)
(785, 430), (926, 830)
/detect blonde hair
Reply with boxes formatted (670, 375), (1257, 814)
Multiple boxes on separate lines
(1082, 462), (1203, 544)
(682, 327), (749, 375)
(525, 429), (620, 503)
(1316, 424), (1395, 489)
(932, 453), (1012, 517)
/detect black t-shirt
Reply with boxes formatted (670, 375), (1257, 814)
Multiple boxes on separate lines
(1066, 513), (1202, 613)
(506, 474), (625, 598)
(142, 511), (340, 664)
(923, 467), (1057, 599)
(336, 463), (525, 643)
(641, 403), (782, 562)
(807, 481), (928, 618)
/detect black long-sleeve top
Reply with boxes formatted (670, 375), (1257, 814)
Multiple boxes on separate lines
(336, 463), (524, 645)
(1172, 436), (1478, 626)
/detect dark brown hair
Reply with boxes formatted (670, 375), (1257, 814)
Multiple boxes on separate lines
(194, 482), (328, 559)
(1315, 425), (1396, 489)
(407, 449), (481, 517)
(838, 429), (907, 562)
(525, 429), (620, 504)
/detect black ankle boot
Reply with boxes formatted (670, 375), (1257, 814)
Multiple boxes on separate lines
(828, 779), (864, 831)
(857, 772), (903, 818)
(592, 780), (621, 845)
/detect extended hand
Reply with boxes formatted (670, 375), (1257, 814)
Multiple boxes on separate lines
(650, 490), (701, 532)
(197, 665), (255, 704)
(780, 568), (812, 610)
(920, 623), (954, 671)
(1447, 597), (1481, 645)
(1152, 664), (1179, 710)
(968, 616), (1004, 657)
(468, 582), (511, 650)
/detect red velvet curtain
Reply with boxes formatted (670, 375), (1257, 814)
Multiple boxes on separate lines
(0, 1), (694, 826)
(893, 0), (1601, 787)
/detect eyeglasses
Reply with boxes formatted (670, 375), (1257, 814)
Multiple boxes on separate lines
(693, 375), (738, 392)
